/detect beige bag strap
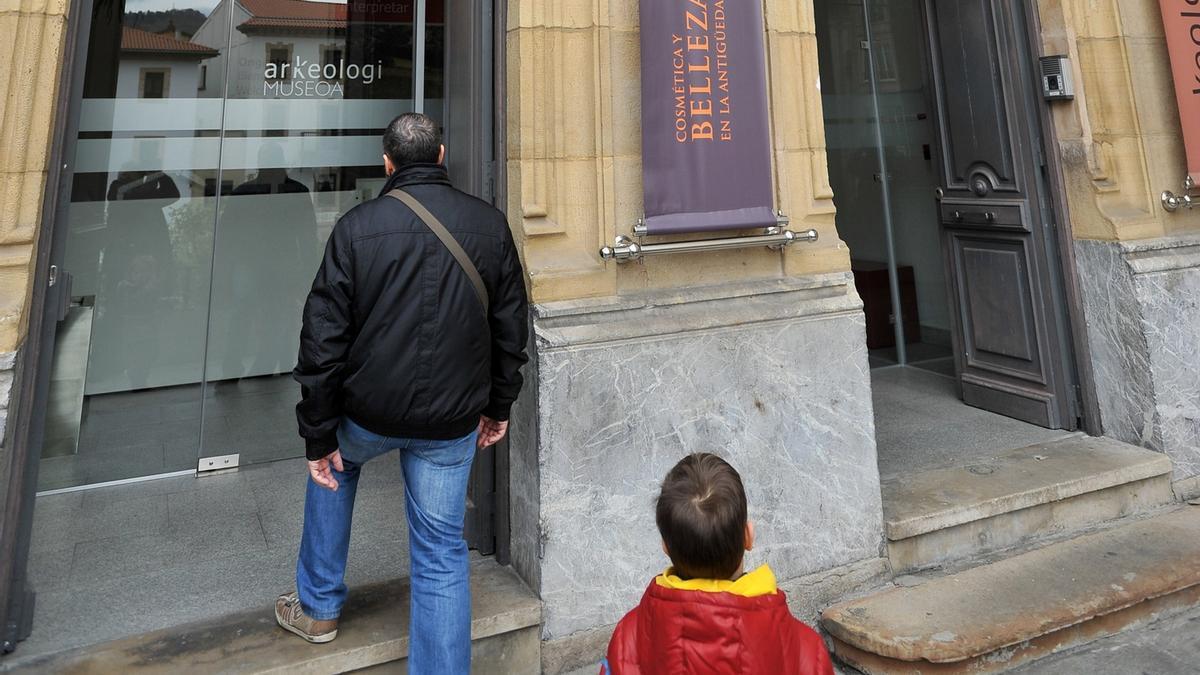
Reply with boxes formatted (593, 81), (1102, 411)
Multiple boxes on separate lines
(387, 189), (489, 315)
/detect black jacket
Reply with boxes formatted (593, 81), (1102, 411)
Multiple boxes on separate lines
(295, 164), (529, 460)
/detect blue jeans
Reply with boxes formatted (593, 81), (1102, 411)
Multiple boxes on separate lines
(297, 417), (477, 675)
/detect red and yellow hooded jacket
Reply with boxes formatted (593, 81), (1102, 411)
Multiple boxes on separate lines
(602, 564), (835, 674)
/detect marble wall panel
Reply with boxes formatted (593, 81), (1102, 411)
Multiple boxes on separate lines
(1073, 239), (1159, 450)
(1128, 239), (1200, 482)
(1074, 235), (1200, 484)
(515, 279), (884, 639)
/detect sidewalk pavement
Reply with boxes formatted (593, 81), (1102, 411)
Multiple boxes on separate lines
(1011, 606), (1200, 674)
(562, 606), (1200, 675)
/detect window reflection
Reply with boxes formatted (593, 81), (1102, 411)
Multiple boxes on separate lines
(41, 0), (446, 488)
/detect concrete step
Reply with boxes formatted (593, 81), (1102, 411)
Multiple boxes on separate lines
(882, 435), (1173, 573)
(1, 559), (540, 674)
(821, 505), (1200, 674)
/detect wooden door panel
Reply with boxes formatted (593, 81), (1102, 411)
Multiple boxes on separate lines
(949, 233), (1044, 378)
(929, 0), (1018, 193)
(925, 0), (1073, 429)
(961, 374), (1055, 427)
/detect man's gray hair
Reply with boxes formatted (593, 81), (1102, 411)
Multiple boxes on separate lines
(383, 113), (442, 168)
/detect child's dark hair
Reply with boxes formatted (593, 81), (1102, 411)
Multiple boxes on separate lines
(655, 453), (747, 580)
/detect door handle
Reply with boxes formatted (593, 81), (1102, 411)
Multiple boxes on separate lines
(48, 265), (73, 322)
(954, 210), (996, 224)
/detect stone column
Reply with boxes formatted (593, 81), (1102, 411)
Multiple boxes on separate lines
(504, 1), (885, 670)
(1038, 0), (1200, 498)
(0, 0), (68, 454)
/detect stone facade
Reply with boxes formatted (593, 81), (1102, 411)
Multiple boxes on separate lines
(504, 0), (852, 307)
(502, 0), (885, 660)
(1037, 1), (1200, 499)
(510, 275), (884, 641)
(0, 0), (1198, 666)
(1075, 236), (1200, 497)
(0, 0), (68, 469)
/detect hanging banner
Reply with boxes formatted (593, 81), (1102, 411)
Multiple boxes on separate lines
(1159, 0), (1200, 183)
(639, 0), (776, 235)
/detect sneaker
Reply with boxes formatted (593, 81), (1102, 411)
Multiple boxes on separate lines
(275, 591), (339, 643)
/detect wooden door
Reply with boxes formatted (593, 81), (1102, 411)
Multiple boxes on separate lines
(923, 0), (1076, 429)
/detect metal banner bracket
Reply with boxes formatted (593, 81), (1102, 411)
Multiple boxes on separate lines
(1161, 175), (1198, 212)
(600, 213), (818, 263)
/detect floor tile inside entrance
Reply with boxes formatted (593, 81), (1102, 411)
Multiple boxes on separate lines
(871, 366), (1076, 480)
(21, 456), (418, 661)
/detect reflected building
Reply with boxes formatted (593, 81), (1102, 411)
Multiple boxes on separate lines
(117, 27), (218, 99)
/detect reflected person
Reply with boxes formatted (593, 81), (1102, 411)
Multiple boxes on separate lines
(213, 142), (320, 382)
(99, 141), (180, 390)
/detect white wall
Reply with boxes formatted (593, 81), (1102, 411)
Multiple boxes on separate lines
(190, 0), (238, 98)
(116, 56), (204, 99)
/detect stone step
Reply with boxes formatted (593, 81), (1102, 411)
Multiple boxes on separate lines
(882, 435), (1174, 573)
(0, 559), (541, 675)
(821, 506), (1200, 674)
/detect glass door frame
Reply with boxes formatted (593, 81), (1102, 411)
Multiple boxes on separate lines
(1, 0), (101, 649)
(861, 0), (910, 366)
(35, 0), (475, 489)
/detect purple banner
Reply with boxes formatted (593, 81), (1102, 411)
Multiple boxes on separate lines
(639, 0), (776, 235)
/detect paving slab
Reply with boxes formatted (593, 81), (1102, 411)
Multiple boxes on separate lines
(882, 436), (1172, 540)
(822, 506), (1200, 664)
(1, 559), (540, 674)
(1012, 606), (1200, 674)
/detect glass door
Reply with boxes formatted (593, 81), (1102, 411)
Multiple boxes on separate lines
(816, 0), (950, 372)
(39, 0), (454, 490)
(198, 0), (441, 467)
(38, 0), (227, 490)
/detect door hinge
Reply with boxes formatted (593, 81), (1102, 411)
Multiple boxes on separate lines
(198, 453), (239, 474)
(1068, 384), (1084, 429)
(483, 160), (497, 205)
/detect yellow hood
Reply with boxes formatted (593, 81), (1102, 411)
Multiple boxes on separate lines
(654, 563), (778, 598)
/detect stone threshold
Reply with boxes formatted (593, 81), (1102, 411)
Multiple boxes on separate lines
(822, 505), (1200, 673)
(881, 435), (1172, 541)
(0, 559), (540, 674)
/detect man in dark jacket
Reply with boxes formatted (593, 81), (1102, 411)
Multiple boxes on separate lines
(274, 113), (529, 675)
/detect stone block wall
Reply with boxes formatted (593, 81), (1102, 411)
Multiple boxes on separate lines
(1037, 1), (1200, 498)
(503, 2), (886, 660)
(510, 276), (885, 642)
(0, 0), (68, 467)
(1075, 236), (1200, 497)
(504, 0), (852, 306)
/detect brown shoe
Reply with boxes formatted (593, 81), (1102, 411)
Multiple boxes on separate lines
(275, 591), (338, 643)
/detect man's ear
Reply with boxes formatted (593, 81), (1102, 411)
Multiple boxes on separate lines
(438, 144), (446, 165)
(383, 154), (396, 176)
(744, 520), (755, 552)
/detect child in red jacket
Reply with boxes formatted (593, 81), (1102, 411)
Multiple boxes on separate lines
(602, 453), (835, 675)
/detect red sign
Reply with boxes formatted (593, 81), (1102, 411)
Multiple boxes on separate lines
(1159, 0), (1200, 183)
(347, 0), (444, 25)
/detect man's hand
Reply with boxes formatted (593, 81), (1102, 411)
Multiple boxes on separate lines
(308, 450), (345, 491)
(477, 416), (509, 449)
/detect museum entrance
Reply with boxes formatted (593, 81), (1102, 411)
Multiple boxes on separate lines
(38, 0), (483, 491)
(814, 0), (1084, 480)
(4, 0), (504, 662)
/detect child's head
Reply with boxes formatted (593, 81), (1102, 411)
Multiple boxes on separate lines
(655, 453), (753, 580)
